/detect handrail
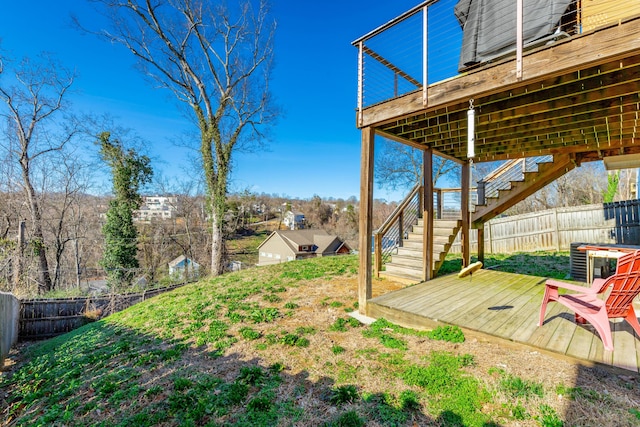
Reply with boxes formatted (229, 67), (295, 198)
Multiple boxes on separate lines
(351, 0), (435, 45)
(477, 155), (553, 204)
(479, 159), (525, 184)
(376, 182), (422, 236)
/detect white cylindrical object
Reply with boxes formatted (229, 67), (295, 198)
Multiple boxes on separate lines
(467, 108), (475, 159)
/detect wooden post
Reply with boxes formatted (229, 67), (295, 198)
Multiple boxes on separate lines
(436, 189), (443, 219)
(461, 162), (471, 267)
(422, 148), (433, 281)
(358, 127), (375, 314)
(554, 207), (561, 251)
(374, 233), (382, 278)
(13, 220), (25, 289)
(398, 212), (404, 247)
(477, 223), (485, 263)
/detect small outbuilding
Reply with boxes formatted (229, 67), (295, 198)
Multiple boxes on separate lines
(257, 229), (351, 266)
(168, 255), (201, 279)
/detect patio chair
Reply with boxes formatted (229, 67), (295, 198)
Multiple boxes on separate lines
(538, 249), (640, 351)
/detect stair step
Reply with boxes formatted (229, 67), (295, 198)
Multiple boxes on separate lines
(384, 263), (423, 278)
(407, 231), (456, 241)
(389, 254), (424, 268)
(379, 270), (423, 284)
(390, 250), (445, 264)
(418, 219), (460, 228)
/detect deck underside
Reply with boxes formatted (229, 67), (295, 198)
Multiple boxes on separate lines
(366, 269), (640, 372)
(361, 17), (640, 165)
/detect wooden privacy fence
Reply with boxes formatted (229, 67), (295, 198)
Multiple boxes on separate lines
(450, 200), (640, 254)
(1, 291), (19, 368)
(18, 284), (184, 341)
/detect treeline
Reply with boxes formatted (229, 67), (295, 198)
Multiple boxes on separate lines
(0, 188), (401, 298)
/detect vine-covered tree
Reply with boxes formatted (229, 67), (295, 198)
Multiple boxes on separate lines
(84, 0), (278, 275)
(98, 132), (152, 290)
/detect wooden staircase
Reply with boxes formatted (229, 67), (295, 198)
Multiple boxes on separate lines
(375, 153), (576, 284)
(472, 153), (576, 225)
(381, 219), (461, 283)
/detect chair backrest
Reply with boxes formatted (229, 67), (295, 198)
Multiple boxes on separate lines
(603, 250), (640, 318)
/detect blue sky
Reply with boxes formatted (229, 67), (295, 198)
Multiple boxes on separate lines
(0, 0), (421, 201)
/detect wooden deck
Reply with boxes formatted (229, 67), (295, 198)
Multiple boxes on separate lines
(366, 269), (640, 372)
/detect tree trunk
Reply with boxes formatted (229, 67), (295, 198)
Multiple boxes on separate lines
(22, 167), (53, 293)
(13, 220), (25, 289)
(210, 211), (226, 276)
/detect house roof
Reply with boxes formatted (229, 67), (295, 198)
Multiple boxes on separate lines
(168, 255), (200, 268)
(258, 229), (348, 255)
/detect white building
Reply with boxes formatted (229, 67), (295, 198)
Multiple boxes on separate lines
(135, 196), (178, 221)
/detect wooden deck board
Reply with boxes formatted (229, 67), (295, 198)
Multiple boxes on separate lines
(490, 291), (545, 339)
(462, 276), (542, 332)
(367, 270), (640, 372)
(612, 321), (639, 372)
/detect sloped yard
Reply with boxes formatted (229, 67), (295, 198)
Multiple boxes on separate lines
(1, 254), (639, 426)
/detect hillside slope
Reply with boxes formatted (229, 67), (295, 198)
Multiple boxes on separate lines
(1, 255), (638, 426)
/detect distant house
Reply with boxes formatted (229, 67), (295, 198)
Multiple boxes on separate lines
(168, 255), (200, 279)
(135, 195), (178, 222)
(283, 211), (305, 230)
(257, 229), (351, 266)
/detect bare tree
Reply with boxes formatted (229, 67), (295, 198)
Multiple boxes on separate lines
(376, 138), (458, 192)
(83, 0), (277, 275)
(0, 54), (77, 293)
(40, 150), (93, 290)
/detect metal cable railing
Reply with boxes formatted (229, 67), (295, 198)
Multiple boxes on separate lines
(476, 155), (553, 205)
(373, 184), (422, 273)
(353, 0), (618, 116)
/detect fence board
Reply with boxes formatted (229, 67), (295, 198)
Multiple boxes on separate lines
(0, 292), (19, 368)
(18, 284), (184, 341)
(451, 201), (639, 254)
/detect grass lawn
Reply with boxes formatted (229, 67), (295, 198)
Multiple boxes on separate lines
(1, 253), (639, 426)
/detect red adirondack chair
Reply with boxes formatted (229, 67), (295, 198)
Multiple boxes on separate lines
(538, 249), (640, 351)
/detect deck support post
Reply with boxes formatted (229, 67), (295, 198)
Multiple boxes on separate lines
(358, 127), (375, 314)
(422, 148), (433, 281)
(461, 161), (471, 267)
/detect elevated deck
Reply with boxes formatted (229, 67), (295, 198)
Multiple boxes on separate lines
(367, 270), (640, 372)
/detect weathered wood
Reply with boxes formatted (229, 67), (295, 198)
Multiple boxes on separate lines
(17, 284), (184, 341)
(423, 148), (433, 280)
(367, 269), (640, 372)
(358, 127), (375, 313)
(461, 162), (470, 266)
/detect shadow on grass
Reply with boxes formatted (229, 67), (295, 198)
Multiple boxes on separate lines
(0, 319), (494, 426)
(438, 252), (571, 280)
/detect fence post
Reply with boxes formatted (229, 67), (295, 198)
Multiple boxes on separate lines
(554, 208), (561, 251)
(13, 220), (26, 289)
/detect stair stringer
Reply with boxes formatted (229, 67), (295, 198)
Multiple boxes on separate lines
(381, 219), (462, 283)
(472, 153), (576, 226)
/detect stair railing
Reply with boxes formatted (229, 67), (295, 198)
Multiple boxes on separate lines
(373, 183), (422, 276)
(476, 155), (553, 205)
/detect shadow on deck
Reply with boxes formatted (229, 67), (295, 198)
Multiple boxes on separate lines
(366, 269), (640, 372)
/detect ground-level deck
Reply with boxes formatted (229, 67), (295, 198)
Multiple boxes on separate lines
(366, 269), (640, 372)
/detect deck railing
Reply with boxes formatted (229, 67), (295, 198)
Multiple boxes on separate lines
(353, 0), (599, 121)
(374, 183), (423, 274)
(373, 183), (479, 275)
(476, 155), (553, 205)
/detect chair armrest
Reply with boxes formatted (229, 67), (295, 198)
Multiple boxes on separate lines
(545, 278), (604, 294)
